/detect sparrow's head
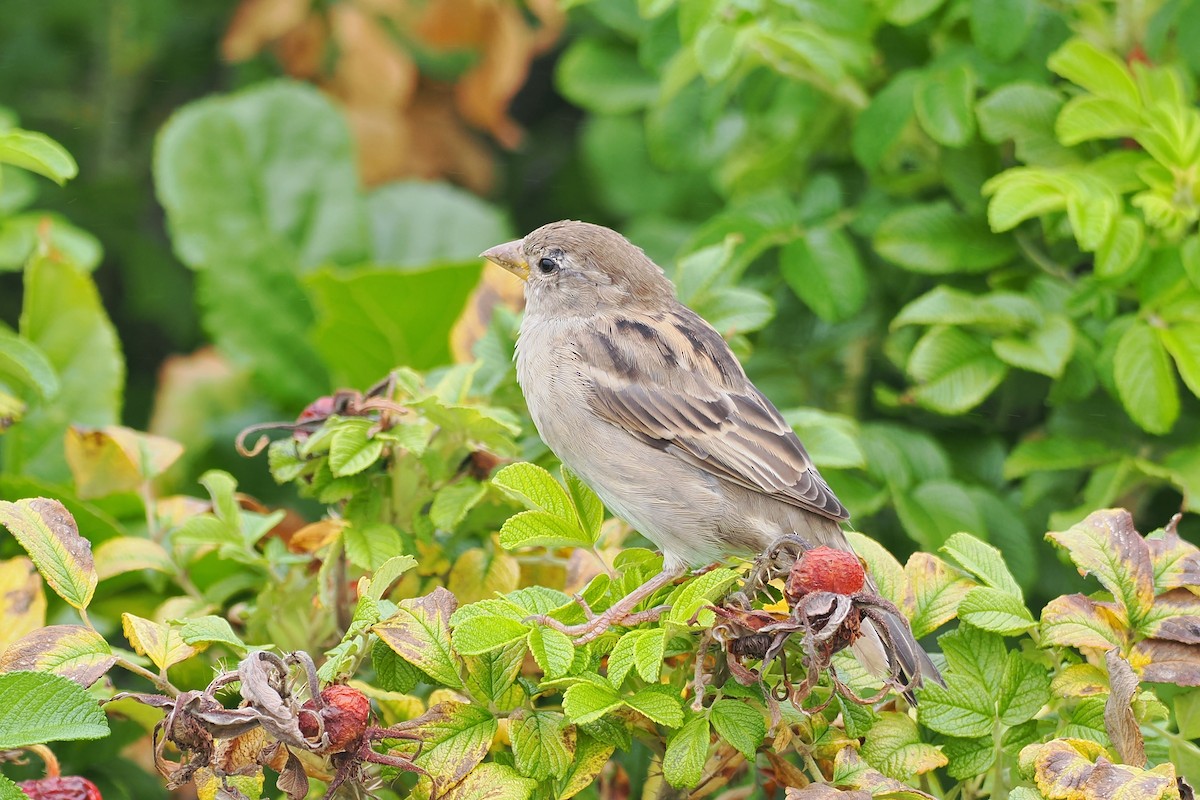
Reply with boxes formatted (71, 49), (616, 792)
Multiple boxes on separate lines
(481, 220), (675, 315)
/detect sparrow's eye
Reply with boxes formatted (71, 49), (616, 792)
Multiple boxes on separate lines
(538, 256), (558, 274)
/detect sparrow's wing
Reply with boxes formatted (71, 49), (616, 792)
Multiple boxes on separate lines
(582, 308), (849, 522)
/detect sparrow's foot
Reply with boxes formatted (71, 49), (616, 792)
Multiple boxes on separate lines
(528, 604), (672, 645)
(525, 565), (687, 645)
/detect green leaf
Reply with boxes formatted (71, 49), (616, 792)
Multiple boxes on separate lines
(1056, 95), (1143, 145)
(4, 257), (122, 482)
(1048, 38), (1140, 107)
(993, 315), (1076, 378)
(665, 568), (739, 625)
(178, 616), (246, 652)
(663, 715), (710, 789)
(431, 480), (487, 532)
(372, 639), (421, 693)
(0, 329), (58, 398)
(914, 65), (976, 147)
(861, 712), (948, 781)
(892, 287), (1040, 330)
(694, 21), (739, 82)
(907, 327), (1007, 414)
(499, 510), (594, 551)
(984, 169), (1070, 231)
(632, 628), (666, 682)
(563, 682), (623, 725)
(556, 40), (659, 114)
(155, 82), (363, 406)
(328, 418), (385, 477)
(626, 685), (684, 728)
(917, 674), (995, 738)
(905, 552), (974, 638)
(0, 498), (96, 610)
(307, 263), (483, 388)
(1004, 436), (1119, 478)
(374, 587), (463, 689)
(941, 624), (1007, 693)
(528, 626), (575, 679)
(780, 226), (867, 322)
(0, 213), (102, 273)
(1045, 508), (1155, 627)
(881, 0), (947, 25)
(1159, 323), (1200, 400)
(709, 699), (765, 759)
(998, 650), (1051, 725)
(606, 630), (641, 688)
(511, 710), (575, 780)
(977, 84), (1072, 165)
(895, 480), (985, 551)
(0, 671), (108, 748)
(365, 554), (418, 601)
(366, 181), (511, 267)
(493, 463), (576, 522)
(969, 0), (1036, 61)
(0, 130), (77, 184)
(941, 532), (1023, 600)
(343, 523), (403, 571)
(462, 642), (524, 708)
(452, 611), (529, 656)
(942, 735), (996, 779)
(853, 72), (918, 172)
(783, 408), (866, 470)
(875, 202), (1015, 273)
(563, 467), (604, 543)
(957, 586), (1035, 635)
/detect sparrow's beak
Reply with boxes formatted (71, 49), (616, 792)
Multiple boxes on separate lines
(480, 239), (529, 281)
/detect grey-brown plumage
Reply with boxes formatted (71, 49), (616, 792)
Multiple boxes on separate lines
(482, 220), (939, 694)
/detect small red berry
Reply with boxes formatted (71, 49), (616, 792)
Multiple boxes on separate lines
(16, 776), (102, 800)
(786, 546), (866, 599)
(299, 685), (371, 753)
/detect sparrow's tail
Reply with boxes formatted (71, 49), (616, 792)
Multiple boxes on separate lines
(853, 607), (944, 704)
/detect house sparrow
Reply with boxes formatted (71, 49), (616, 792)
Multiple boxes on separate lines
(482, 220), (940, 695)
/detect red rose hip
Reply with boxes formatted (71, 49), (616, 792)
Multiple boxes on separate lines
(786, 546), (866, 599)
(17, 776), (102, 800)
(299, 684), (371, 753)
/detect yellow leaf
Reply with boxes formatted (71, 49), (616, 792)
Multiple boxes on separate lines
(0, 556), (46, 652)
(121, 612), (197, 671)
(65, 425), (183, 499)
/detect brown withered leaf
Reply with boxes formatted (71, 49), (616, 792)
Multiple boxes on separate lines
(0, 556), (46, 652)
(1104, 649), (1145, 767)
(1084, 759), (1176, 800)
(1046, 509), (1155, 627)
(0, 624), (116, 687)
(222, 0), (312, 61)
(1132, 639), (1200, 686)
(765, 750), (810, 790)
(786, 787), (871, 800)
(1147, 521), (1200, 595)
(1040, 593), (1128, 651)
(326, 5), (417, 110)
(1140, 588), (1200, 644)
